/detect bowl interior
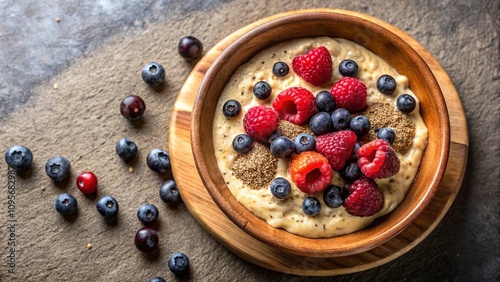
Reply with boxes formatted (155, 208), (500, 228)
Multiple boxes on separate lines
(191, 11), (450, 257)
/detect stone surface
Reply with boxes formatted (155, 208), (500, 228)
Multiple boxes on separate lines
(0, 0), (498, 281)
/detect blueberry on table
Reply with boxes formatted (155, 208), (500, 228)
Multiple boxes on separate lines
(96, 195), (119, 218)
(270, 177), (291, 199)
(54, 193), (78, 216)
(270, 136), (296, 159)
(160, 180), (182, 206)
(339, 59), (359, 77)
(330, 108), (351, 131)
(134, 227), (159, 253)
(120, 95), (146, 121)
(141, 62), (165, 87)
(349, 115), (371, 137)
(232, 134), (253, 154)
(309, 112), (333, 136)
(4, 145), (33, 171)
(323, 185), (344, 208)
(178, 36), (203, 61)
(168, 252), (190, 276)
(137, 204), (159, 225)
(148, 277), (166, 282)
(377, 74), (397, 95)
(396, 94), (416, 114)
(273, 61), (289, 77)
(45, 156), (71, 182)
(253, 80), (272, 100)
(115, 138), (138, 162)
(376, 127), (396, 144)
(294, 133), (316, 153)
(146, 148), (171, 173)
(315, 90), (336, 113)
(222, 99), (241, 118)
(302, 197), (321, 216)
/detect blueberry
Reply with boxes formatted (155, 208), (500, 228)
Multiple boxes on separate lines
(315, 90), (336, 113)
(134, 227), (159, 253)
(253, 81), (272, 100)
(340, 162), (361, 182)
(168, 252), (190, 276)
(294, 133), (316, 153)
(148, 277), (166, 282)
(115, 138), (138, 162)
(339, 59), (359, 77)
(273, 62), (289, 77)
(396, 94), (416, 114)
(160, 180), (182, 206)
(146, 149), (171, 173)
(309, 112), (333, 135)
(222, 99), (241, 118)
(54, 193), (78, 216)
(178, 36), (203, 61)
(267, 131), (282, 144)
(376, 127), (396, 144)
(232, 134), (253, 154)
(323, 185), (344, 208)
(270, 177), (291, 199)
(350, 142), (362, 160)
(5, 145), (33, 171)
(349, 115), (371, 137)
(302, 197), (321, 216)
(96, 195), (119, 218)
(45, 156), (71, 182)
(331, 108), (351, 131)
(377, 74), (397, 95)
(137, 203), (159, 225)
(141, 62), (165, 87)
(270, 136), (296, 159)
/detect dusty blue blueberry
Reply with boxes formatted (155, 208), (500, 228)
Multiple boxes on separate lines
(339, 59), (359, 77)
(96, 195), (119, 218)
(270, 136), (295, 159)
(148, 277), (166, 282)
(222, 100), (241, 118)
(45, 156), (71, 182)
(137, 203), (159, 225)
(253, 81), (272, 100)
(309, 112), (333, 135)
(270, 177), (291, 199)
(273, 62), (289, 77)
(115, 138), (138, 162)
(377, 74), (397, 95)
(146, 149), (171, 173)
(376, 127), (396, 144)
(315, 90), (336, 113)
(397, 94), (416, 114)
(54, 193), (78, 216)
(331, 108), (351, 131)
(302, 197), (321, 216)
(294, 133), (316, 153)
(349, 115), (371, 137)
(323, 185), (344, 208)
(232, 134), (253, 154)
(160, 180), (182, 206)
(141, 62), (165, 87)
(340, 162), (361, 182)
(168, 252), (190, 276)
(5, 145), (33, 170)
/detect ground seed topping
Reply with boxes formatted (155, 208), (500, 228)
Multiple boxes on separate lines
(231, 142), (277, 189)
(361, 101), (415, 154)
(277, 120), (313, 139)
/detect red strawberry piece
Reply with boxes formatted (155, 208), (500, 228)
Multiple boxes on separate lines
(243, 105), (279, 143)
(315, 130), (357, 170)
(357, 139), (400, 178)
(330, 77), (367, 113)
(272, 87), (317, 125)
(292, 46), (333, 86)
(344, 176), (384, 217)
(289, 151), (333, 194)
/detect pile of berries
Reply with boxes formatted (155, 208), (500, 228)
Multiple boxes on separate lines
(223, 46), (417, 218)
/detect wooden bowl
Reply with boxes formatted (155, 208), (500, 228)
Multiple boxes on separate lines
(191, 11), (450, 257)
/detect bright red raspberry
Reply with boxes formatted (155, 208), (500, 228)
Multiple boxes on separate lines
(344, 177), (384, 217)
(289, 151), (333, 194)
(330, 77), (367, 113)
(292, 46), (333, 86)
(243, 105), (279, 143)
(272, 87), (317, 125)
(357, 139), (400, 178)
(315, 130), (357, 170)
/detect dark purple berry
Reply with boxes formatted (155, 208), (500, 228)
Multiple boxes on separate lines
(178, 36), (203, 61)
(323, 185), (344, 208)
(222, 100), (241, 118)
(302, 197), (321, 216)
(315, 90), (336, 113)
(134, 227), (159, 253)
(141, 62), (165, 87)
(339, 59), (358, 77)
(294, 133), (316, 153)
(5, 145), (33, 171)
(376, 127), (396, 144)
(120, 95), (146, 121)
(168, 252), (190, 276)
(331, 108), (351, 131)
(340, 162), (361, 182)
(160, 180), (182, 206)
(309, 112), (333, 135)
(349, 115), (371, 137)
(273, 61), (289, 77)
(377, 74), (397, 95)
(397, 94), (416, 114)
(232, 134), (253, 154)
(270, 136), (295, 159)
(253, 81), (272, 100)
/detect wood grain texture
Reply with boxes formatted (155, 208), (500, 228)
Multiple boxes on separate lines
(169, 9), (468, 276)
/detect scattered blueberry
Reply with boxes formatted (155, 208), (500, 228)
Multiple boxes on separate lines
(232, 134), (253, 154)
(302, 197), (321, 216)
(137, 204), (159, 225)
(397, 94), (416, 114)
(96, 195), (119, 218)
(340, 162), (361, 182)
(349, 115), (371, 137)
(270, 136), (296, 159)
(377, 74), (397, 95)
(309, 112), (333, 135)
(54, 193), (78, 216)
(4, 145), (33, 171)
(146, 149), (171, 173)
(339, 59), (359, 77)
(148, 277), (166, 282)
(270, 177), (291, 199)
(222, 100), (241, 118)
(141, 62), (165, 87)
(376, 127), (396, 144)
(178, 36), (203, 61)
(273, 62), (289, 77)
(323, 185), (344, 208)
(253, 81), (272, 100)
(115, 138), (138, 162)
(294, 133), (316, 153)
(331, 108), (351, 131)
(134, 227), (159, 253)
(120, 95), (146, 121)
(315, 90), (336, 113)
(44, 156), (71, 182)
(168, 252), (190, 276)
(160, 180), (182, 206)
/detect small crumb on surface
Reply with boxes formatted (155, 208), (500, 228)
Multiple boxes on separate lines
(53, 83), (58, 89)
(128, 167), (134, 173)
(55, 17), (61, 22)
(86, 243), (92, 250)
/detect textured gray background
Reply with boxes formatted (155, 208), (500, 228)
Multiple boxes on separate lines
(0, 0), (498, 281)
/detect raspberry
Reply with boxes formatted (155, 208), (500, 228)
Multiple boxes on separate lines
(330, 77), (367, 113)
(289, 151), (333, 194)
(243, 105), (279, 143)
(357, 139), (401, 178)
(272, 87), (317, 125)
(315, 130), (357, 170)
(344, 177), (384, 217)
(292, 46), (333, 86)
